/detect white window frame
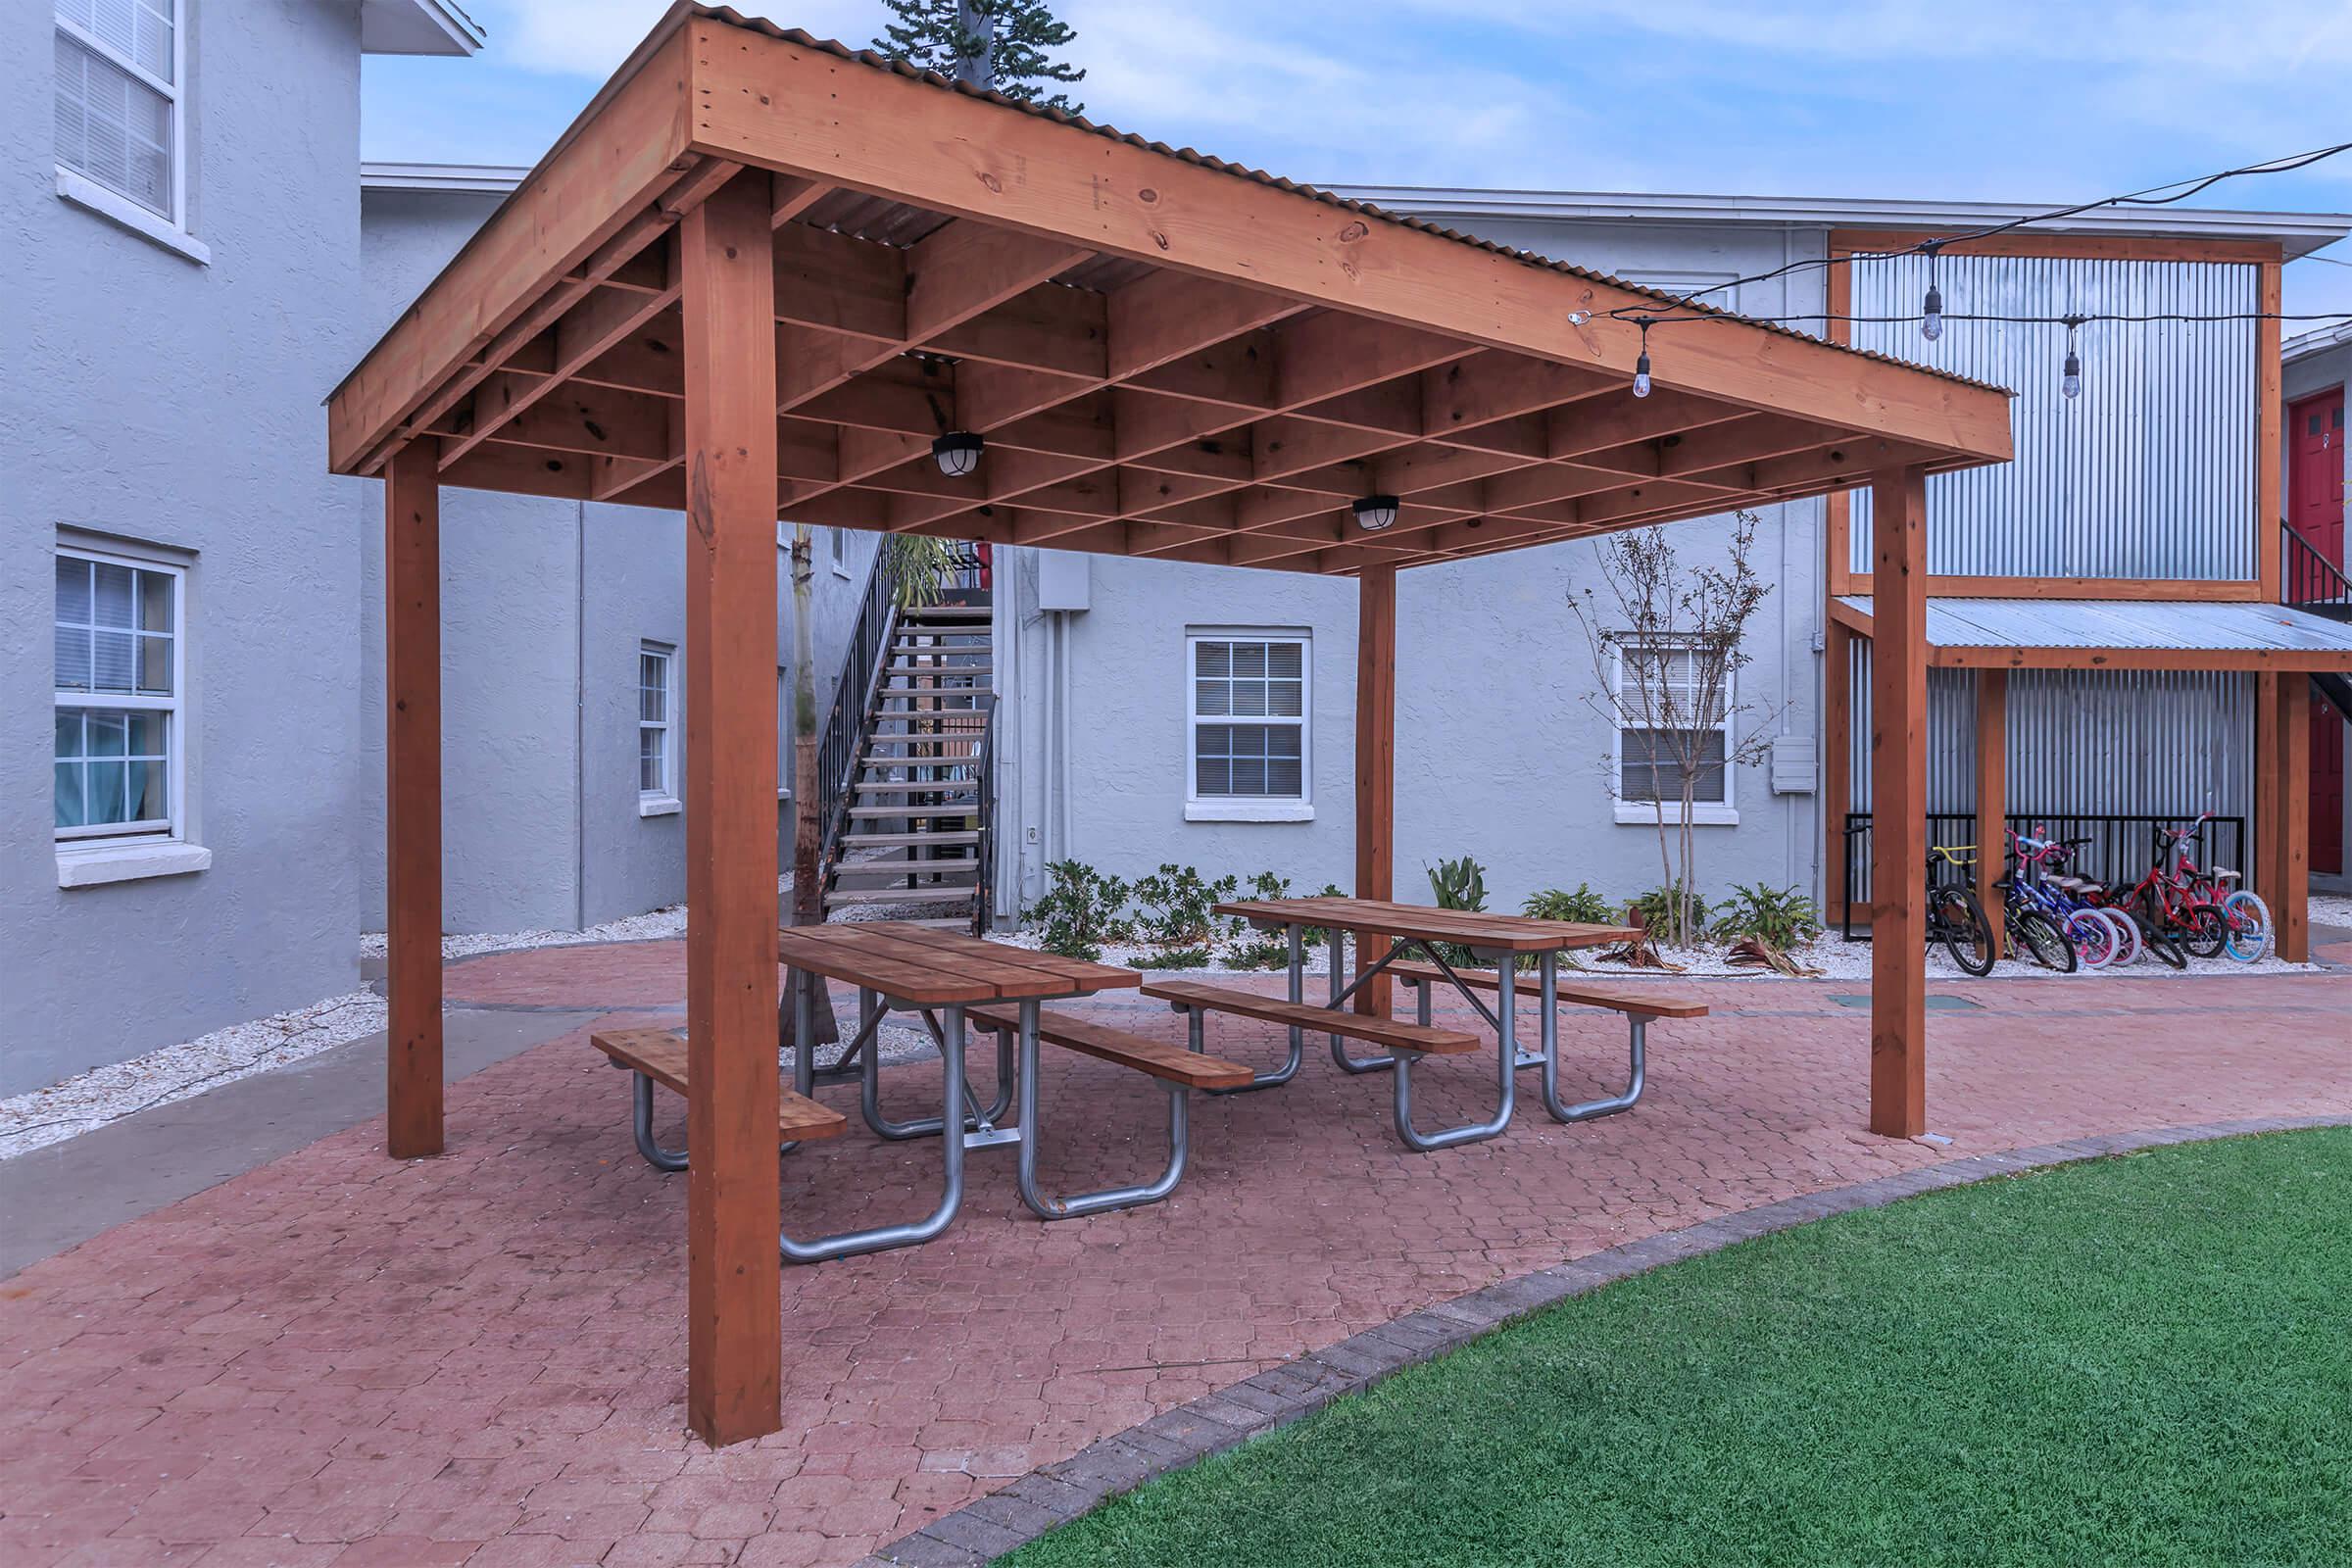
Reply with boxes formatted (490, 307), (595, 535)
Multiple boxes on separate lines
(54, 539), (211, 886)
(829, 525), (851, 576)
(54, 0), (208, 264)
(1184, 629), (1313, 823)
(638, 640), (679, 816)
(1609, 635), (1738, 827)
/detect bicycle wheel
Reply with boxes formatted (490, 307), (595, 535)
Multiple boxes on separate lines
(1932, 887), (1995, 976)
(2011, 908), (2077, 973)
(2097, 907), (2142, 966)
(2062, 908), (2117, 969)
(2135, 912), (2187, 970)
(2222, 890), (2274, 962)
(2180, 905), (2227, 961)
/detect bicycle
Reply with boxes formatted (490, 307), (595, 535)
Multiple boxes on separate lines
(2124, 818), (2231, 961)
(2160, 812), (2273, 962)
(2031, 835), (2142, 966)
(2002, 830), (2117, 970)
(1925, 843), (1995, 976)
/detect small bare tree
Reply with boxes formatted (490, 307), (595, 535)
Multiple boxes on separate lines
(1567, 511), (1783, 947)
(781, 522), (839, 1049)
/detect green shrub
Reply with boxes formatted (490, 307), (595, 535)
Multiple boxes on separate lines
(1631, 884), (1710, 947)
(1027, 859), (1131, 960)
(1711, 882), (1824, 949)
(1132, 863), (1239, 950)
(1129, 946), (1210, 970)
(1300, 882), (1348, 950)
(1425, 855), (1489, 912)
(1524, 883), (1617, 924)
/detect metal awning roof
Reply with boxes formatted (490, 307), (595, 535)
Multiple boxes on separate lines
(1834, 596), (2352, 671)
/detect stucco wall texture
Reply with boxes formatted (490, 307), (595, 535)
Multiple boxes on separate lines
(2, 2), (371, 1096)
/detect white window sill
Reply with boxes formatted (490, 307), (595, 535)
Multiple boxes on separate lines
(56, 169), (210, 265)
(1614, 802), (1739, 827)
(1186, 800), (1314, 823)
(639, 796), (681, 818)
(57, 839), (212, 889)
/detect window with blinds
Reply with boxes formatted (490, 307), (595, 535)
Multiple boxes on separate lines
(55, 546), (181, 840)
(54, 0), (181, 222)
(1189, 635), (1308, 800)
(1614, 638), (1731, 808)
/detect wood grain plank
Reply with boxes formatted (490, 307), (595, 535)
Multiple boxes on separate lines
(384, 443), (443, 1161)
(1868, 464), (1930, 1138)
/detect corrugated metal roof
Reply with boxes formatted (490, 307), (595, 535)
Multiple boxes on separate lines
(1840, 596), (2352, 655)
(555, 4), (2008, 397)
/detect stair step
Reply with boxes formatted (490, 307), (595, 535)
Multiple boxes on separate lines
(857, 779), (975, 793)
(886, 664), (994, 676)
(848, 805), (976, 819)
(834, 858), (981, 877)
(841, 830), (981, 848)
(824, 884), (978, 906)
(840, 915), (978, 930)
(900, 607), (992, 620)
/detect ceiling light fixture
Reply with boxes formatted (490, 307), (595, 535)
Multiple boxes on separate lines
(1352, 495), (1400, 532)
(931, 431), (984, 477)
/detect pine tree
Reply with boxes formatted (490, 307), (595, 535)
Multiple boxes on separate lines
(871, 0), (1085, 113)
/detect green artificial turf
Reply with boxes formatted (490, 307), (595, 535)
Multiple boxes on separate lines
(1004, 1129), (2352, 1567)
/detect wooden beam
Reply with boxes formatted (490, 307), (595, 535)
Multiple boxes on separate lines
(685, 20), (2015, 462)
(2265, 673), (2312, 962)
(1929, 645), (2352, 674)
(2257, 260), (2283, 603)
(1355, 565), (1397, 1018)
(1869, 465), (1929, 1139)
(384, 443), (443, 1160)
(1975, 668), (2008, 958)
(1824, 617), (1853, 937)
(680, 174), (782, 1447)
(329, 26), (695, 471)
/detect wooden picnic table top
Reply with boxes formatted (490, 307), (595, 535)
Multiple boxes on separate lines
(1215, 897), (1640, 955)
(777, 921), (1140, 1005)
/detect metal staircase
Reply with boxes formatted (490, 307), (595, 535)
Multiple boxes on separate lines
(2279, 523), (2352, 724)
(813, 547), (998, 933)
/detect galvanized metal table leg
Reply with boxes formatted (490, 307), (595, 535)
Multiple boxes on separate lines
(859, 989), (1003, 1142)
(782, 1006), (970, 1263)
(1329, 927), (1395, 1075)
(1204, 922), (1305, 1096)
(1015, 997), (1189, 1219)
(628, 1071), (689, 1171)
(1391, 957), (1517, 1151)
(1542, 961), (1648, 1124)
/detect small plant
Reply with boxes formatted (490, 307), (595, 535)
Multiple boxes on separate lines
(1524, 883), (1617, 924)
(1131, 863), (1239, 950)
(1027, 859), (1131, 961)
(1425, 855), (1489, 912)
(1300, 882), (1348, 950)
(1711, 882), (1824, 950)
(1630, 884), (1711, 947)
(1129, 947), (1209, 970)
(1222, 872), (1294, 966)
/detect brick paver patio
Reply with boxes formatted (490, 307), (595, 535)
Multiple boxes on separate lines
(3, 937), (2346, 1566)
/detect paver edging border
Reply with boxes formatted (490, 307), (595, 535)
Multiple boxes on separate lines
(857, 1112), (2350, 1568)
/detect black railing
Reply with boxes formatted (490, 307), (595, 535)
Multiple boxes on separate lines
(1838, 811), (2248, 941)
(2282, 522), (2352, 618)
(811, 544), (905, 898)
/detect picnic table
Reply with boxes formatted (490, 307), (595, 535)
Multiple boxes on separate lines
(1191, 898), (1645, 1150)
(771, 922), (1140, 1262)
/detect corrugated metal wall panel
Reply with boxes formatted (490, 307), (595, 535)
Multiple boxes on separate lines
(1848, 254), (2256, 579)
(1845, 645), (2251, 824)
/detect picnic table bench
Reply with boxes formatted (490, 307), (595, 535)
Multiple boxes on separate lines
(591, 1026), (846, 1171)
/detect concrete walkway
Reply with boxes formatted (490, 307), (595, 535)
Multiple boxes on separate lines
(1, 935), (2346, 1567)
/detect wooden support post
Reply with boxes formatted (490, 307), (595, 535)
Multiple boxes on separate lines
(1868, 466), (1929, 1138)
(1823, 618), (1852, 933)
(2275, 674), (2312, 962)
(384, 443), (443, 1160)
(681, 173), (783, 1447)
(1355, 564), (1397, 1017)
(1975, 668), (2008, 958)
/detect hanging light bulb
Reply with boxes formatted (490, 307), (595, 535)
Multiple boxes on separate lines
(931, 430), (984, 477)
(1920, 243), (1944, 342)
(1632, 318), (1654, 399)
(2060, 318), (2083, 401)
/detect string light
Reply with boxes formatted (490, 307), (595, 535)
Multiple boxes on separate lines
(1920, 241), (1944, 343)
(1580, 139), (2352, 402)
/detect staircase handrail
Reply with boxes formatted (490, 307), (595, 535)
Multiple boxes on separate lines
(813, 546), (905, 886)
(2281, 520), (2352, 610)
(972, 691), (1001, 935)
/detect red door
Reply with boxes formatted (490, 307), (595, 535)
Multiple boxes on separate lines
(2289, 390), (2345, 875)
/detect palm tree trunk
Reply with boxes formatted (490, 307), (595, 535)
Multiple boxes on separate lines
(782, 523), (838, 1049)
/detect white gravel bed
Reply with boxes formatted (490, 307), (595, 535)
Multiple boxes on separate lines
(0, 991), (387, 1161)
(361, 874), (796, 961)
(2310, 892), (2352, 930)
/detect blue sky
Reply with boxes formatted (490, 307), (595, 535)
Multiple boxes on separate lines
(364, 1), (2352, 318)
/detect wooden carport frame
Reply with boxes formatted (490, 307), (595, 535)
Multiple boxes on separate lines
(329, 3), (2012, 1445)
(1826, 596), (2352, 968)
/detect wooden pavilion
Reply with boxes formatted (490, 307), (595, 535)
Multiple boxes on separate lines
(328, 3), (2014, 1444)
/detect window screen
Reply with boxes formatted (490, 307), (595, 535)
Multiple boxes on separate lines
(1191, 637), (1306, 799)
